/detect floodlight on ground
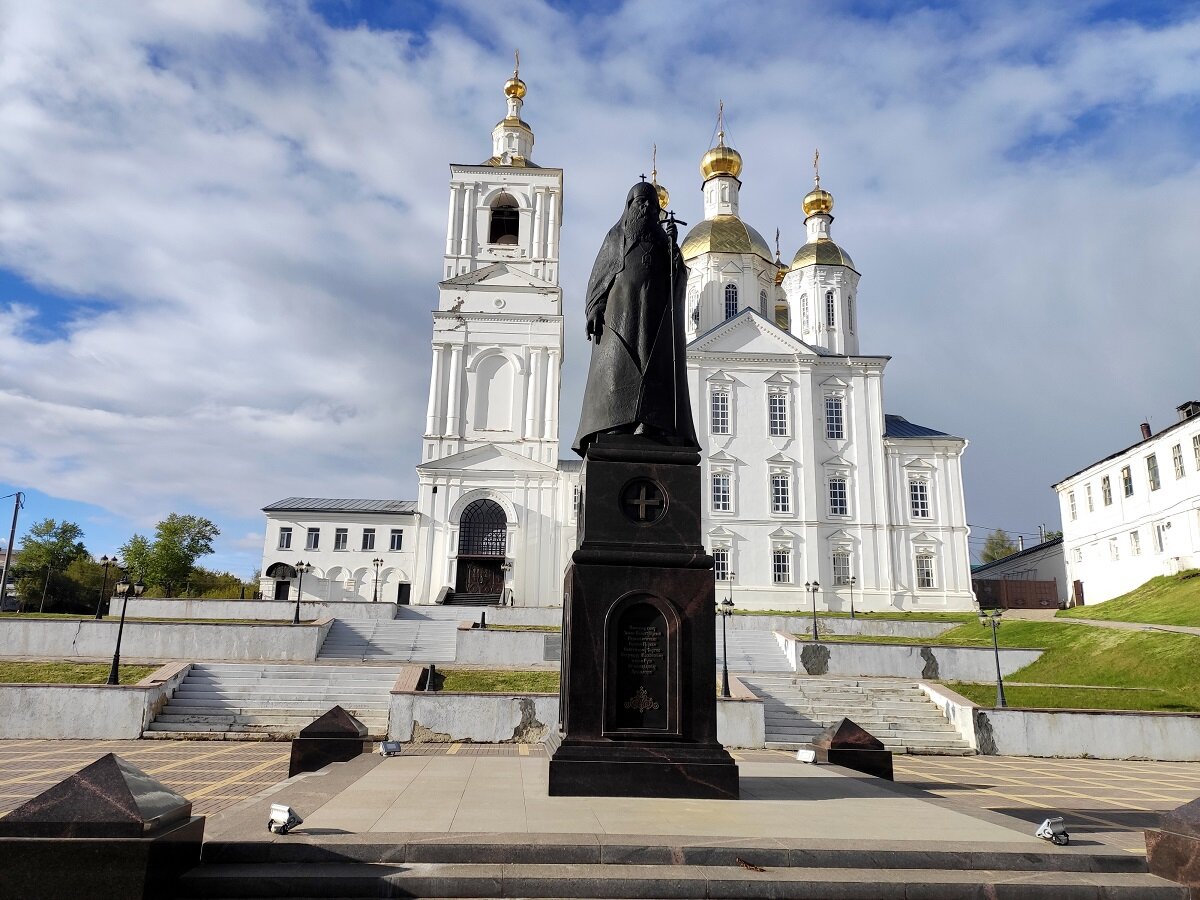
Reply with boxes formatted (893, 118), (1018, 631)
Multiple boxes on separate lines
(795, 748), (816, 763)
(267, 804), (303, 835)
(379, 741), (404, 757)
(1035, 816), (1069, 845)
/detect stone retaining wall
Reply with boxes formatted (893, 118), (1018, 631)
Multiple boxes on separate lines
(731, 616), (954, 639)
(775, 632), (1042, 680)
(123, 598), (399, 621)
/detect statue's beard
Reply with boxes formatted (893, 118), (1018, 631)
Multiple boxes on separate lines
(623, 209), (655, 243)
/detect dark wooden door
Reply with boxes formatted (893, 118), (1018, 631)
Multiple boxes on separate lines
(456, 560), (503, 594)
(276, 581), (290, 603)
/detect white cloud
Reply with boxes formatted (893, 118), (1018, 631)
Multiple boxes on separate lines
(0, 0), (1198, 567)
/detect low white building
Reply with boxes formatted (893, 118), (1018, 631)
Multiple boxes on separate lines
(1054, 401), (1200, 605)
(259, 67), (975, 612)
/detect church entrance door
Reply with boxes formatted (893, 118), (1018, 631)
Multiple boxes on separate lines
(455, 498), (507, 597)
(456, 559), (504, 595)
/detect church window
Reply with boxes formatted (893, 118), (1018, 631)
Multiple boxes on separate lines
(361, 528), (376, 551)
(488, 193), (520, 245)
(774, 303), (789, 330)
(771, 472), (791, 514)
(390, 529), (404, 551)
(1173, 443), (1185, 479)
(1130, 530), (1141, 556)
(1072, 547), (1082, 563)
(1154, 523), (1167, 553)
(278, 527), (292, 550)
(713, 548), (730, 581)
(724, 284), (738, 320)
(712, 473), (731, 512)
(759, 289), (768, 314)
(1101, 476), (1112, 506)
(1147, 454), (1161, 491)
(800, 294), (808, 330)
(458, 499), (507, 557)
(915, 553), (936, 589)
(1122, 465), (1134, 497)
(334, 528), (348, 551)
(710, 390), (730, 434)
(1068, 492), (1077, 520)
(768, 392), (788, 436)
(306, 527), (320, 551)
(772, 547), (792, 584)
(909, 480), (930, 519)
(1109, 538), (1119, 561)
(825, 396), (845, 439)
(1194, 435), (1200, 471)
(1085, 484), (1094, 512)
(828, 477), (849, 516)
(848, 295), (855, 334)
(825, 290), (835, 327)
(832, 549), (851, 585)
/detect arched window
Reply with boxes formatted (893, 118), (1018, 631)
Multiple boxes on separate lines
(458, 499), (507, 556)
(759, 289), (768, 314)
(724, 284), (738, 320)
(848, 295), (855, 334)
(832, 549), (851, 585)
(825, 290), (836, 327)
(488, 193), (519, 245)
(799, 294), (808, 330)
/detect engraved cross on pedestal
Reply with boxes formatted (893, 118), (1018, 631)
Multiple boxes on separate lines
(621, 479), (665, 523)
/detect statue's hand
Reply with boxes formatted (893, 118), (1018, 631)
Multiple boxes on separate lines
(586, 308), (604, 342)
(665, 219), (678, 244)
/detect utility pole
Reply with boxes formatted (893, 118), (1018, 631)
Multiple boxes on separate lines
(2, 492), (24, 607)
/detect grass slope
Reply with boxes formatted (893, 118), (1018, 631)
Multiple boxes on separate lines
(0, 661), (159, 684)
(439, 669), (559, 693)
(1056, 569), (1200, 627)
(945, 682), (1190, 712)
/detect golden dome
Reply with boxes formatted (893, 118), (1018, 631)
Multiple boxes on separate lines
(700, 142), (743, 180)
(790, 238), (856, 271)
(654, 182), (670, 210)
(774, 263), (789, 285)
(681, 215), (772, 262)
(803, 187), (834, 217)
(504, 76), (526, 99)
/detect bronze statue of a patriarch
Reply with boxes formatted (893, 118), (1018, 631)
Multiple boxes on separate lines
(572, 181), (698, 455)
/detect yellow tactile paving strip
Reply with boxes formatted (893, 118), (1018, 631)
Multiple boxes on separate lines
(892, 754), (1200, 852)
(0, 740), (291, 818)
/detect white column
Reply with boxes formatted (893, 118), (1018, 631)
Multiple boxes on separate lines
(542, 349), (559, 441)
(425, 344), (445, 435)
(546, 190), (559, 261)
(446, 345), (463, 436)
(458, 185), (474, 257)
(532, 347), (548, 445)
(524, 349), (541, 439)
(531, 188), (544, 261)
(445, 184), (460, 257)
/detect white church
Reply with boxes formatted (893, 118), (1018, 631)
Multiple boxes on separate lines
(259, 68), (975, 613)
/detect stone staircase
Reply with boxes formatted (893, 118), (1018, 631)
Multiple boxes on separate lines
(317, 618), (458, 662)
(143, 663), (400, 740)
(716, 628), (793, 673)
(741, 674), (974, 755)
(445, 591), (502, 606)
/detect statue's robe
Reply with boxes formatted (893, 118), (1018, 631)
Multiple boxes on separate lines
(572, 217), (698, 455)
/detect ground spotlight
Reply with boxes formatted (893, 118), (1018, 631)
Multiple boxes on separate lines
(267, 804), (303, 834)
(1035, 816), (1069, 845)
(379, 741), (404, 757)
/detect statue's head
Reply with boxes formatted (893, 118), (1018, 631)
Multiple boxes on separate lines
(626, 181), (660, 215)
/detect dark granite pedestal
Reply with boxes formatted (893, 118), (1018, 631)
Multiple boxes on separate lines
(812, 718), (894, 781)
(1145, 795), (1200, 889)
(289, 705), (372, 777)
(548, 435), (738, 799)
(0, 753), (203, 900)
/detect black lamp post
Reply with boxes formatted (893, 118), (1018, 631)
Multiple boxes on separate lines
(293, 561), (311, 625)
(371, 557), (384, 603)
(980, 608), (1007, 708)
(719, 572), (735, 698)
(848, 575), (857, 620)
(804, 580), (820, 641)
(106, 576), (146, 685)
(94, 555), (115, 619)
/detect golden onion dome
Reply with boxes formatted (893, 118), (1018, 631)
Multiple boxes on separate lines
(654, 181), (670, 211)
(680, 215), (773, 263)
(774, 263), (789, 286)
(790, 238), (856, 271)
(700, 142), (743, 180)
(802, 187), (834, 217)
(504, 75), (527, 99)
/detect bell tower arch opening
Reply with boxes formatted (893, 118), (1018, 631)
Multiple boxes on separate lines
(455, 498), (508, 596)
(488, 192), (520, 245)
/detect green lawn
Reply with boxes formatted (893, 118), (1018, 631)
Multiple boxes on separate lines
(734, 609), (977, 623)
(946, 681), (1197, 712)
(439, 669), (559, 693)
(481, 624), (562, 632)
(1057, 570), (1200, 627)
(0, 661), (159, 684)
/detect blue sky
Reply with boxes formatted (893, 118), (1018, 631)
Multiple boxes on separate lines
(1, 0), (1199, 577)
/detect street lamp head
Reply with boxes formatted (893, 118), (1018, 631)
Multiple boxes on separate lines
(132, 580), (146, 598)
(114, 577), (130, 598)
(296, 561), (312, 574)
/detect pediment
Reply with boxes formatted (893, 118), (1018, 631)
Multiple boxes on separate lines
(706, 369), (736, 384)
(440, 262), (557, 291)
(765, 452), (794, 464)
(418, 443), (558, 474)
(768, 526), (797, 540)
(912, 531), (942, 546)
(826, 529), (852, 543)
(822, 455), (852, 469)
(821, 375), (850, 389)
(709, 525), (736, 538)
(904, 458), (936, 471)
(718, 260), (743, 275)
(765, 372), (794, 385)
(689, 310), (815, 356)
(709, 449), (740, 463)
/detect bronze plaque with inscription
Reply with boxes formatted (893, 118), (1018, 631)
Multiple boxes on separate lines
(611, 601), (669, 732)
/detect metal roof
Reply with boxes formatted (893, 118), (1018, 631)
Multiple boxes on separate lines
(971, 536), (1063, 575)
(262, 498), (417, 514)
(884, 414), (960, 440)
(558, 459), (583, 473)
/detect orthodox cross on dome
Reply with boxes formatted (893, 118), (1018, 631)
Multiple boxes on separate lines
(717, 99), (726, 145)
(813, 148), (821, 189)
(513, 48), (519, 79)
(775, 227), (782, 262)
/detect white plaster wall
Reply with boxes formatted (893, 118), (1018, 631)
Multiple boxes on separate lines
(124, 598), (401, 621)
(729, 615), (954, 639)
(0, 619), (331, 661)
(777, 634), (1041, 680)
(389, 692), (559, 743)
(978, 707), (1200, 761)
(918, 681), (980, 749)
(454, 628), (557, 667)
(1057, 415), (1200, 605)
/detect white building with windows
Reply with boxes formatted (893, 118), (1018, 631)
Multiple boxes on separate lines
(1054, 402), (1200, 605)
(258, 69), (974, 612)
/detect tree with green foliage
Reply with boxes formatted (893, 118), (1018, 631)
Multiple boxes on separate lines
(15, 519), (88, 610)
(980, 528), (1019, 563)
(121, 514), (219, 597)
